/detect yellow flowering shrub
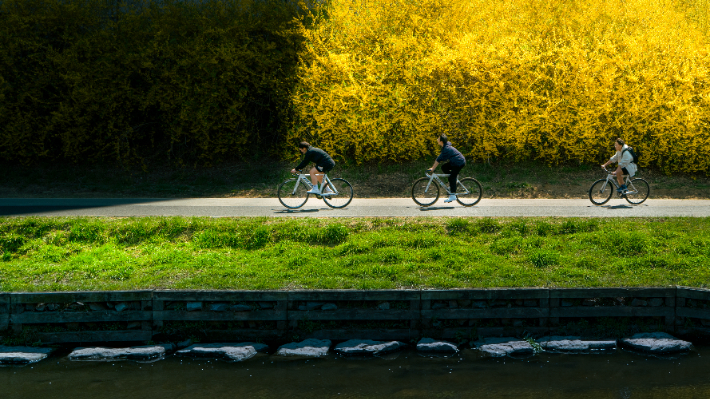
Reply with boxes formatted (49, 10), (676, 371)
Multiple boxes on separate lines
(287, 0), (710, 173)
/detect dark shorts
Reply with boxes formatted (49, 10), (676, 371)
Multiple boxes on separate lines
(621, 167), (629, 175)
(316, 162), (334, 173)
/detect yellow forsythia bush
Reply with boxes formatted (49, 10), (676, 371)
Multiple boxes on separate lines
(287, 0), (710, 173)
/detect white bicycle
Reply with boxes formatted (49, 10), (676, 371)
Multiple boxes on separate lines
(411, 171), (483, 207)
(278, 171), (353, 209)
(589, 167), (650, 205)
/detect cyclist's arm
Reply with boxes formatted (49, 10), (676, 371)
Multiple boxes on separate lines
(602, 152), (619, 168)
(429, 160), (439, 172)
(294, 151), (312, 171)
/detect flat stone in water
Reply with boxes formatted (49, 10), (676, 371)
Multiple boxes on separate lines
(620, 332), (693, 355)
(538, 336), (616, 353)
(334, 339), (405, 356)
(475, 337), (534, 357)
(176, 343), (268, 362)
(417, 338), (458, 353)
(276, 339), (331, 357)
(0, 346), (55, 365)
(69, 344), (175, 362)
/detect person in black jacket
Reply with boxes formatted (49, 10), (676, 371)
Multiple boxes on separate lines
(290, 142), (336, 195)
(427, 134), (466, 203)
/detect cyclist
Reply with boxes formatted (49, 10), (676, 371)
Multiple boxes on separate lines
(601, 138), (637, 193)
(427, 134), (466, 203)
(290, 142), (336, 195)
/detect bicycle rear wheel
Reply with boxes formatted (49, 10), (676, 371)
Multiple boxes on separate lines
(278, 178), (309, 209)
(411, 177), (440, 207)
(455, 177), (483, 207)
(625, 178), (650, 205)
(323, 178), (354, 209)
(589, 179), (613, 205)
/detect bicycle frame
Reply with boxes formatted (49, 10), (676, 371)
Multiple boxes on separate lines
(600, 171), (637, 196)
(423, 173), (471, 195)
(290, 173), (339, 196)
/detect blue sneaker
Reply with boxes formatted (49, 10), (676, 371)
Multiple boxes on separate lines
(617, 184), (627, 193)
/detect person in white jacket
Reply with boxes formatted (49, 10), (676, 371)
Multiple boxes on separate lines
(601, 138), (637, 193)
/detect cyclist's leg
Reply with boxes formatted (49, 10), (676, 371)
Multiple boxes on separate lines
(321, 164), (335, 193)
(307, 166), (323, 193)
(441, 163), (453, 193)
(620, 167), (630, 191)
(614, 166), (625, 187)
(308, 167), (320, 186)
(443, 163), (464, 194)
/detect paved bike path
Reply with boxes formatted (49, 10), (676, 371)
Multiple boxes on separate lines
(2, 198), (710, 217)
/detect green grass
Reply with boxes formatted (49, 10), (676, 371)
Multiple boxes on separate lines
(1, 217), (709, 292)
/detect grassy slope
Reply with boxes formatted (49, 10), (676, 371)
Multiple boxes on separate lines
(1, 161), (709, 199)
(1, 217), (708, 292)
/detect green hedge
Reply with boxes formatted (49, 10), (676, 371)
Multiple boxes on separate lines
(0, 0), (302, 165)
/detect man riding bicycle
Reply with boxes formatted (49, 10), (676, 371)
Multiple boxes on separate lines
(290, 142), (336, 195)
(427, 134), (466, 203)
(601, 138), (637, 194)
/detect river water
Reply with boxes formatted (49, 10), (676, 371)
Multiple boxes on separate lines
(3, 346), (709, 398)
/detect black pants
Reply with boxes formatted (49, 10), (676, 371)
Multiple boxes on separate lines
(442, 163), (465, 194)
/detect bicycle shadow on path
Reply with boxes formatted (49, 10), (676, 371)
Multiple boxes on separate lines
(419, 206), (457, 211)
(601, 204), (634, 210)
(274, 208), (323, 214)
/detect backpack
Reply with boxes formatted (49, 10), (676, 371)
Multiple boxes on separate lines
(623, 147), (639, 164)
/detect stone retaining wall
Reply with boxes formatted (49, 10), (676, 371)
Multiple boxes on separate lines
(1, 287), (709, 344)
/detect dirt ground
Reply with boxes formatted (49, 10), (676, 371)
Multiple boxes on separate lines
(1, 160), (708, 199)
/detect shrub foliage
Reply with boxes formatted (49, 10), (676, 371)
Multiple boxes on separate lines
(287, 0), (710, 173)
(0, 0), (302, 165)
(1, 0), (709, 173)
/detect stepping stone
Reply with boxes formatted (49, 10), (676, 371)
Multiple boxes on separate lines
(0, 346), (55, 365)
(334, 339), (405, 356)
(416, 338), (458, 354)
(538, 336), (616, 353)
(69, 344), (175, 361)
(276, 339), (331, 357)
(474, 337), (534, 357)
(176, 342), (268, 362)
(619, 332), (693, 355)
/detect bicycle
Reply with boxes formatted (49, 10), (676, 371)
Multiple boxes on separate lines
(278, 171), (353, 209)
(411, 171), (483, 207)
(588, 167), (650, 205)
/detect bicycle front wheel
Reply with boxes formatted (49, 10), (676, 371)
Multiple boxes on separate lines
(278, 178), (309, 209)
(625, 178), (650, 205)
(323, 178), (354, 209)
(455, 177), (483, 207)
(412, 177), (440, 207)
(589, 179), (613, 205)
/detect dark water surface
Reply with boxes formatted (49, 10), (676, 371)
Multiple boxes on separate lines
(3, 346), (710, 398)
